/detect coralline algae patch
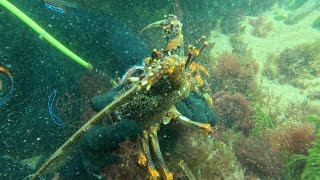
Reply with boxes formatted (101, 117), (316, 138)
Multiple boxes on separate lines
(208, 6), (320, 107)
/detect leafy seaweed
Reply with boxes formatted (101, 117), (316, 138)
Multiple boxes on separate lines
(283, 153), (306, 180)
(301, 114), (320, 179)
(252, 104), (275, 130)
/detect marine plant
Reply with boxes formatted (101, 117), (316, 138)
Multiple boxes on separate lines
(268, 122), (316, 155)
(282, 152), (306, 180)
(235, 118), (316, 179)
(301, 114), (320, 179)
(307, 91), (320, 101)
(250, 104), (276, 135)
(209, 52), (259, 99)
(100, 125), (243, 179)
(234, 135), (284, 178)
(212, 91), (254, 135)
(277, 115), (319, 179)
(229, 35), (252, 59)
(100, 140), (148, 179)
(265, 40), (320, 88)
(253, 104), (275, 128)
(249, 15), (274, 38)
(306, 114), (320, 128)
(174, 133), (241, 179)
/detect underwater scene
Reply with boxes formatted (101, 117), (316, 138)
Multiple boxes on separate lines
(0, 0), (320, 179)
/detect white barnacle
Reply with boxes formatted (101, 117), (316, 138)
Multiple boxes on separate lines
(141, 80), (148, 86)
(148, 72), (154, 76)
(128, 77), (140, 82)
(146, 84), (151, 91)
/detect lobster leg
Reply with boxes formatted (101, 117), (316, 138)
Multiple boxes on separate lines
(140, 130), (160, 180)
(176, 115), (213, 135)
(149, 124), (173, 180)
(169, 107), (213, 135)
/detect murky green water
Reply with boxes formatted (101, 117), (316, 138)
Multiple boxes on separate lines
(0, 0), (319, 179)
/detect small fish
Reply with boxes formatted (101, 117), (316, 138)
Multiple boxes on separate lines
(0, 66), (13, 108)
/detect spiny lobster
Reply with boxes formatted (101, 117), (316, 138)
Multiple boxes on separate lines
(30, 14), (213, 180)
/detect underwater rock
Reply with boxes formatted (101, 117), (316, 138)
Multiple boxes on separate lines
(0, 156), (33, 179)
(80, 120), (139, 174)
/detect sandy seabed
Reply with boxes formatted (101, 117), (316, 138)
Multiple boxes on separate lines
(208, 5), (320, 108)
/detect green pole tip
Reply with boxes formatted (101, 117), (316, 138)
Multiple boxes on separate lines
(0, 0), (93, 71)
(87, 63), (94, 71)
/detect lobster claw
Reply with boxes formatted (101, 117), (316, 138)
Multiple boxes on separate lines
(140, 19), (167, 34)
